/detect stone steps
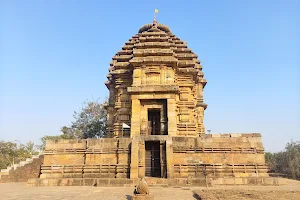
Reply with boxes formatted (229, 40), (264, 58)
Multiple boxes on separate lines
(144, 178), (169, 186)
(144, 177), (210, 187)
(148, 184), (168, 187)
(0, 153), (43, 179)
(28, 177), (210, 187)
(27, 177), (283, 187)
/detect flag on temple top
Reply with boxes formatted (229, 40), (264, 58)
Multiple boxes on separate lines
(155, 9), (159, 13)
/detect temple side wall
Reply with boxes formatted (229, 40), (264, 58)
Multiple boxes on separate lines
(41, 138), (131, 179)
(171, 133), (268, 178)
(39, 133), (268, 180)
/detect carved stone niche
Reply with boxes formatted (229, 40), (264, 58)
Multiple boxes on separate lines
(179, 89), (190, 101)
(179, 106), (191, 122)
(145, 66), (161, 85)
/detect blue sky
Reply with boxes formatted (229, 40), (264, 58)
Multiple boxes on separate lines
(0, 0), (299, 152)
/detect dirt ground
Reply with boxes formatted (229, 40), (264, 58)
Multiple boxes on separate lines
(0, 178), (299, 200)
(194, 189), (300, 200)
(194, 179), (300, 200)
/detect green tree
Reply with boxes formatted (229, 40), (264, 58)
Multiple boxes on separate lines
(70, 100), (107, 139)
(265, 141), (300, 180)
(285, 141), (300, 179)
(265, 152), (277, 171)
(0, 141), (38, 169)
(39, 99), (107, 150)
(0, 141), (18, 168)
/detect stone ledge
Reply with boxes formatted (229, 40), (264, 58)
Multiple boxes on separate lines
(27, 178), (135, 187)
(128, 86), (179, 93)
(27, 177), (281, 187)
(208, 133), (262, 138)
(27, 178), (211, 187)
(212, 177), (284, 186)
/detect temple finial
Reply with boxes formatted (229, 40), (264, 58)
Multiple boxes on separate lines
(154, 8), (159, 24)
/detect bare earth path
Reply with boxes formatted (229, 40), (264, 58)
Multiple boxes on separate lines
(0, 179), (299, 200)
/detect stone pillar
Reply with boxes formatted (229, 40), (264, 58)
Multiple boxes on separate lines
(160, 106), (165, 135)
(106, 106), (114, 138)
(160, 140), (167, 178)
(109, 85), (115, 104)
(167, 98), (177, 136)
(141, 67), (146, 85)
(130, 138), (139, 179)
(196, 82), (205, 135)
(131, 98), (141, 137)
(133, 68), (142, 86)
(197, 83), (203, 101)
(140, 104), (147, 136)
(138, 141), (145, 178)
(166, 137), (174, 178)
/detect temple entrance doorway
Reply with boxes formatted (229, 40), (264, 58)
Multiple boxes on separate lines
(148, 109), (161, 135)
(145, 141), (161, 177)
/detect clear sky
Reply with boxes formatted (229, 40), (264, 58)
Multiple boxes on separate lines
(0, 0), (299, 152)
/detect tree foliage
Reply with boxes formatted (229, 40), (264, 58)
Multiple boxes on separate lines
(0, 141), (39, 169)
(265, 141), (300, 180)
(69, 100), (107, 139)
(39, 99), (107, 149)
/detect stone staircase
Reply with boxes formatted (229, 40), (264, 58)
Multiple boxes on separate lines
(144, 177), (169, 187)
(143, 177), (210, 187)
(0, 154), (43, 182)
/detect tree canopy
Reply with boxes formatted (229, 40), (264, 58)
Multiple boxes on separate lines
(39, 99), (107, 149)
(265, 140), (300, 180)
(0, 141), (39, 169)
(68, 100), (107, 139)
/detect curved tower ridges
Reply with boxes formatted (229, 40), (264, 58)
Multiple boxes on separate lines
(105, 21), (207, 138)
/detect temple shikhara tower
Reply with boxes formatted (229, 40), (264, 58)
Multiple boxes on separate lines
(105, 20), (207, 138)
(28, 20), (278, 187)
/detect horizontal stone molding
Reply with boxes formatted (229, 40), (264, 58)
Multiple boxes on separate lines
(173, 163), (269, 178)
(44, 147), (130, 155)
(41, 164), (130, 179)
(172, 147), (264, 153)
(128, 85), (179, 93)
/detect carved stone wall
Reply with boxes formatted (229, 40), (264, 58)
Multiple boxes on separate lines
(38, 133), (268, 180)
(171, 134), (269, 178)
(41, 139), (131, 179)
(105, 21), (207, 138)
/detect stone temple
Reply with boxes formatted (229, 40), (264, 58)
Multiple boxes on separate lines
(28, 20), (278, 186)
(105, 21), (207, 139)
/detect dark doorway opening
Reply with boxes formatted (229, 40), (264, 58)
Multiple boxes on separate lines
(145, 141), (161, 177)
(148, 109), (160, 135)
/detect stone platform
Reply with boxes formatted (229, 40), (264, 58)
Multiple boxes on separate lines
(27, 178), (211, 187)
(27, 178), (134, 187)
(27, 177), (282, 187)
(212, 177), (284, 186)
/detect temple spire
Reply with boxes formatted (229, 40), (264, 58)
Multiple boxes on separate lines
(154, 8), (159, 24)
